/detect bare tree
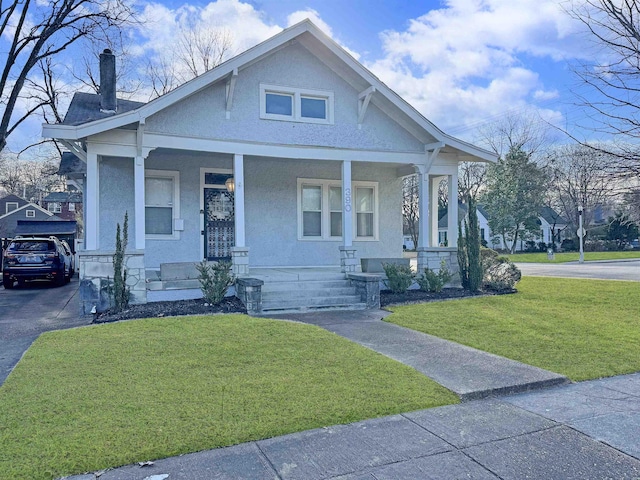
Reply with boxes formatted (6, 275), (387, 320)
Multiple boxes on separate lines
(458, 162), (487, 202)
(476, 110), (555, 161)
(545, 144), (619, 235)
(0, 0), (135, 152)
(146, 26), (233, 98)
(566, 0), (640, 177)
(0, 150), (64, 201)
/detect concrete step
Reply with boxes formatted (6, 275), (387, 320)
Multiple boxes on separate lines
(261, 280), (353, 292)
(262, 295), (363, 311)
(262, 287), (357, 299)
(147, 279), (201, 291)
(262, 301), (368, 313)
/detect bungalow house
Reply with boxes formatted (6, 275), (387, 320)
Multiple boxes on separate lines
(43, 20), (495, 314)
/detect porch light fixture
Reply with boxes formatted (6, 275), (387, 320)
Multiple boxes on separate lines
(225, 177), (235, 193)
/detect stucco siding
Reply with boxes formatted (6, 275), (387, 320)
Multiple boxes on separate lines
(98, 157), (135, 250)
(145, 42), (424, 153)
(243, 157), (402, 267)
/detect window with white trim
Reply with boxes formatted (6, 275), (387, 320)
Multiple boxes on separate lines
(68, 202), (75, 212)
(261, 84), (333, 124)
(48, 202), (62, 213)
(145, 170), (180, 239)
(297, 179), (378, 241)
(6, 202), (18, 214)
(26, 209), (35, 218)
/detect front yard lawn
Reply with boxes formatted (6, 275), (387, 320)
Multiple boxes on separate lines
(386, 277), (640, 382)
(508, 251), (640, 263)
(0, 315), (457, 480)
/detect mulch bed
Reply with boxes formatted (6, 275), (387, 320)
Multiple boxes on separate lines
(94, 288), (514, 323)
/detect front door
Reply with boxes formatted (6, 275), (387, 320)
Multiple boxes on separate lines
(204, 185), (234, 261)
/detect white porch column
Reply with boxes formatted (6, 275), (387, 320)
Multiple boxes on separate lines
(85, 150), (99, 250)
(233, 154), (245, 247)
(342, 160), (353, 247)
(430, 176), (441, 247)
(134, 155), (145, 250)
(340, 160), (357, 274)
(447, 173), (459, 248)
(231, 153), (249, 276)
(416, 167), (430, 250)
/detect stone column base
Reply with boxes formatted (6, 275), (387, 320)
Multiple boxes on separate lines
(236, 277), (264, 315)
(348, 273), (381, 309)
(416, 247), (459, 285)
(78, 250), (147, 315)
(339, 246), (358, 275)
(231, 246), (250, 277)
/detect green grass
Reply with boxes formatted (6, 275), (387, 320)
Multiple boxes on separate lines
(507, 250), (640, 263)
(386, 277), (640, 382)
(0, 315), (457, 480)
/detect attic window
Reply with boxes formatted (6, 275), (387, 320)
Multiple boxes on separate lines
(26, 209), (35, 218)
(6, 202), (18, 214)
(260, 84), (333, 124)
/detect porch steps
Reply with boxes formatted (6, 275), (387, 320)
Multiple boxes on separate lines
(260, 278), (366, 313)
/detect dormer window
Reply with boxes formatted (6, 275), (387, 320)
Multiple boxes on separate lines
(260, 84), (333, 124)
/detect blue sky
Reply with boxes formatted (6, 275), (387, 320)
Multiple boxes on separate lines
(6, 0), (605, 153)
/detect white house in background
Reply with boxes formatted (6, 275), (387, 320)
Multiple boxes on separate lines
(435, 204), (568, 252)
(43, 20), (495, 313)
(459, 205), (568, 252)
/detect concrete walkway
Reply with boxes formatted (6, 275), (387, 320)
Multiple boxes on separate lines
(67, 373), (640, 480)
(270, 309), (568, 401)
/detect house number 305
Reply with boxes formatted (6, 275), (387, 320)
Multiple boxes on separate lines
(344, 188), (352, 212)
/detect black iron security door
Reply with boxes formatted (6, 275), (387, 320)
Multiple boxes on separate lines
(204, 187), (234, 261)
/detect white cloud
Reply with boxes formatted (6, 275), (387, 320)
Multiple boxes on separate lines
(366, 0), (588, 139)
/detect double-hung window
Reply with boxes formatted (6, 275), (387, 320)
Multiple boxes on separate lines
(298, 179), (377, 241)
(48, 202), (62, 213)
(261, 84), (333, 124)
(145, 170), (180, 239)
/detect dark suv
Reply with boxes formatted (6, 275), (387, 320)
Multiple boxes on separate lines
(2, 236), (73, 288)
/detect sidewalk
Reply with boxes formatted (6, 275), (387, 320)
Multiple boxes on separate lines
(273, 310), (568, 401)
(67, 373), (640, 480)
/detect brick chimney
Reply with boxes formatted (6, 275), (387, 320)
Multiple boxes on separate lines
(99, 49), (117, 113)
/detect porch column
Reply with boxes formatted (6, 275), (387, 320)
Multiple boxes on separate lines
(340, 160), (357, 274)
(85, 149), (99, 250)
(416, 165), (430, 272)
(430, 176), (442, 247)
(447, 173), (459, 248)
(134, 155), (145, 250)
(231, 153), (249, 276)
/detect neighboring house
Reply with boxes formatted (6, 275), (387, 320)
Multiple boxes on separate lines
(0, 194), (28, 217)
(0, 200), (55, 239)
(471, 205), (568, 251)
(43, 191), (82, 221)
(43, 20), (495, 312)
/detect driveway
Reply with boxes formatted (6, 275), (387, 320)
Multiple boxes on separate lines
(0, 277), (89, 385)
(516, 259), (640, 282)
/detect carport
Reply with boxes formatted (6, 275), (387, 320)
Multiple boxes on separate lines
(14, 220), (77, 253)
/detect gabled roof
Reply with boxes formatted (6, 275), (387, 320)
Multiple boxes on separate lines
(0, 194), (28, 209)
(539, 206), (567, 225)
(0, 202), (52, 220)
(44, 191), (82, 203)
(62, 92), (144, 126)
(43, 20), (495, 163)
